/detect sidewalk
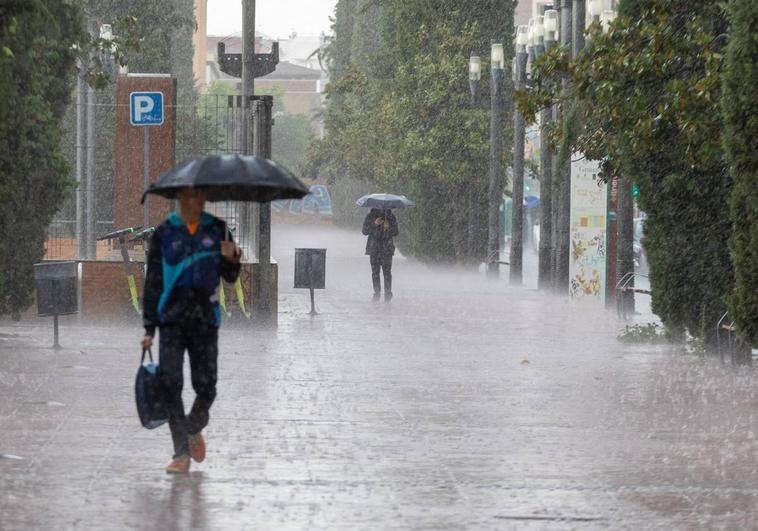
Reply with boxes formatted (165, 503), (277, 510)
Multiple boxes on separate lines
(1, 224), (757, 529)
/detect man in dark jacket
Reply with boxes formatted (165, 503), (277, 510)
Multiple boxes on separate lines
(140, 186), (241, 473)
(362, 208), (399, 301)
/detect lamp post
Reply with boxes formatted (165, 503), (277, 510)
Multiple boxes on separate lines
(538, 9), (558, 290)
(487, 42), (505, 277)
(554, 0), (573, 294)
(510, 26), (529, 285)
(589, 0), (602, 24)
(469, 54), (481, 106)
(468, 53), (482, 258)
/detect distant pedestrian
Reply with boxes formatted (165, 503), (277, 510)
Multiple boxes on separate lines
(362, 208), (399, 301)
(141, 186), (241, 474)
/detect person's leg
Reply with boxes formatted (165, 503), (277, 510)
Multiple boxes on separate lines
(159, 326), (189, 458)
(383, 255), (393, 299)
(370, 255), (381, 295)
(186, 327), (218, 437)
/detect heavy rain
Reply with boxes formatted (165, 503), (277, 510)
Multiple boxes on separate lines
(1, 0), (757, 529)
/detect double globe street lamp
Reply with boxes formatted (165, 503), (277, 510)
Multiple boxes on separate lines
(469, 42), (507, 278)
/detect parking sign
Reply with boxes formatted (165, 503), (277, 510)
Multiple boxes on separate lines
(130, 91), (164, 126)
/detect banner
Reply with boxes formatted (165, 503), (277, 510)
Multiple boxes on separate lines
(569, 155), (608, 304)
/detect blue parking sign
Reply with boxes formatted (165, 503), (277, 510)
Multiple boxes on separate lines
(130, 92), (164, 126)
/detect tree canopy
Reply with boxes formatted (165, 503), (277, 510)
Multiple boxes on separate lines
(310, 0), (515, 263)
(519, 0), (737, 348)
(0, 1), (84, 317)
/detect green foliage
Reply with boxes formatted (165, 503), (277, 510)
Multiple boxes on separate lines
(617, 322), (671, 344)
(310, 0), (514, 264)
(85, 0), (196, 101)
(0, 0), (83, 317)
(721, 0), (758, 348)
(521, 0), (734, 348)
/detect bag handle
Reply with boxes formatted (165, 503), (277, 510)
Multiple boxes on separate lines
(141, 347), (154, 364)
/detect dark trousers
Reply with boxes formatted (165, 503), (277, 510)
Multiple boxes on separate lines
(159, 325), (218, 457)
(370, 254), (393, 293)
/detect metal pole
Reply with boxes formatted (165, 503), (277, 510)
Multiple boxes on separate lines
(143, 127), (150, 229)
(572, 0), (585, 58)
(487, 46), (504, 278)
(538, 104), (553, 290)
(242, 0), (256, 151)
(252, 97), (276, 325)
(75, 74), (86, 260)
(52, 280), (61, 350)
(618, 178), (635, 316)
(85, 80), (96, 259)
(241, 0), (257, 256)
(538, 27), (556, 290)
(555, 0), (573, 294)
(510, 50), (528, 285)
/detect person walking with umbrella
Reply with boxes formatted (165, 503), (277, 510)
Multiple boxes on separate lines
(141, 187), (242, 473)
(357, 194), (414, 302)
(139, 155), (309, 473)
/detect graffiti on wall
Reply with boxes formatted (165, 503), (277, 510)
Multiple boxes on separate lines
(272, 184), (333, 216)
(569, 155), (608, 303)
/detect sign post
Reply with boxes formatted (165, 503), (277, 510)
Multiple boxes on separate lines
(129, 91), (164, 229)
(569, 155), (608, 304)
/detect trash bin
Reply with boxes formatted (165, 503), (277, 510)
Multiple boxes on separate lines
(34, 261), (78, 348)
(294, 248), (326, 315)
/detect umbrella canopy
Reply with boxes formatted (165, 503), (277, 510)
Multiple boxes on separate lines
(525, 195), (540, 209)
(356, 193), (415, 210)
(142, 154), (310, 204)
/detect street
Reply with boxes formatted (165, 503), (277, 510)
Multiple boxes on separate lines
(1, 224), (757, 529)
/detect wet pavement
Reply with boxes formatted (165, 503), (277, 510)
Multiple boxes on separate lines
(1, 224), (757, 530)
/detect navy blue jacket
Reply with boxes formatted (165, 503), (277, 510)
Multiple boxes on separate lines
(143, 212), (240, 336)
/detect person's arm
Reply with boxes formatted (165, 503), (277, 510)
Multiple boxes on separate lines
(220, 221), (241, 283)
(389, 213), (399, 237)
(362, 213), (373, 235)
(142, 228), (163, 338)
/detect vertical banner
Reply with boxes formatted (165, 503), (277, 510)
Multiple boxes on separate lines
(569, 154), (608, 303)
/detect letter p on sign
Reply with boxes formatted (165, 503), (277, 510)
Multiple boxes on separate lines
(130, 92), (164, 126)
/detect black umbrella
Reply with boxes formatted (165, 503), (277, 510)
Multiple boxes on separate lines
(141, 154), (310, 204)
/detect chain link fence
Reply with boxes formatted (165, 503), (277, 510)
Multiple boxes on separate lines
(47, 88), (256, 261)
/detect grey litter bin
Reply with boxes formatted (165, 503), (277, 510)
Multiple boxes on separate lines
(34, 261), (78, 349)
(294, 248), (326, 315)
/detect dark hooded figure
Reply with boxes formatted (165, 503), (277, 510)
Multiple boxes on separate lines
(362, 208), (399, 301)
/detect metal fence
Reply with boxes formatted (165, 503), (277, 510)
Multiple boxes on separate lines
(47, 89), (257, 261)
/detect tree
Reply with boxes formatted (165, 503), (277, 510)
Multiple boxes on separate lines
(0, 1), (84, 317)
(519, 0), (734, 349)
(721, 0), (758, 348)
(310, 0), (514, 264)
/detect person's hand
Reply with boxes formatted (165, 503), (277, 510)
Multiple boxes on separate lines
(221, 241), (242, 263)
(373, 217), (384, 226)
(141, 335), (153, 351)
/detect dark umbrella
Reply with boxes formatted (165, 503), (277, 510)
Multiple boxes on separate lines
(141, 154), (310, 204)
(356, 193), (415, 210)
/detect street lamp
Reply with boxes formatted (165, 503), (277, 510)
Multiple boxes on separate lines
(534, 15), (545, 56)
(544, 9), (559, 44)
(487, 41), (505, 277)
(589, 0), (603, 22)
(527, 18), (536, 64)
(511, 27), (529, 285)
(601, 9), (617, 32)
(469, 54), (481, 106)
